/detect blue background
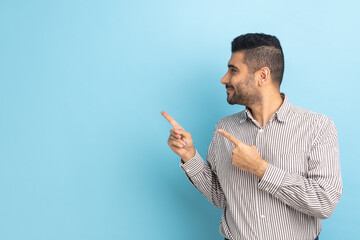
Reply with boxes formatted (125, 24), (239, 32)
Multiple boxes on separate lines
(0, 0), (359, 239)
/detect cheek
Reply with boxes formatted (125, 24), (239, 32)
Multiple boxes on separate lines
(232, 81), (241, 91)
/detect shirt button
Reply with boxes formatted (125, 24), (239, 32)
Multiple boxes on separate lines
(186, 169), (190, 173)
(259, 129), (264, 133)
(260, 215), (266, 219)
(265, 187), (269, 192)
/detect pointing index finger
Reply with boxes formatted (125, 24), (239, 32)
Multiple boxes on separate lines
(161, 111), (183, 129)
(218, 129), (241, 145)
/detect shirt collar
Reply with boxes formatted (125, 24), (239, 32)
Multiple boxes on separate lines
(244, 92), (291, 123)
(275, 92), (291, 122)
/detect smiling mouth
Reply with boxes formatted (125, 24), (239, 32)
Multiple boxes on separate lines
(226, 85), (234, 93)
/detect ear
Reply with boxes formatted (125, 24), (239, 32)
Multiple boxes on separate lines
(257, 67), (271, 87)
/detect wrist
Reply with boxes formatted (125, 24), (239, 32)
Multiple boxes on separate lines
(182, 148), (196, 163)
(254, 160), (269, 180)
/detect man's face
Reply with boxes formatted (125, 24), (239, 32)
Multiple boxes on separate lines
(220, 51), (260, 106)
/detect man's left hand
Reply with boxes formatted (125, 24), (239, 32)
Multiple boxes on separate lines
(218, 129), (269, 179)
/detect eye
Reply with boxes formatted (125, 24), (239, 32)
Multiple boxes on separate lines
(231, 68), (236, 73)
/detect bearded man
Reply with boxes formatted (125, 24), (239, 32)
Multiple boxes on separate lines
(162, 33), (342, 240)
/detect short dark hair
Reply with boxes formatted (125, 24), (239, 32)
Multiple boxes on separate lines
(231, 33), (284, 86)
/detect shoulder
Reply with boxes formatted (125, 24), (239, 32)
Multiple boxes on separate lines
(288, 105), (337, 136)
(289, 105), (333, 124)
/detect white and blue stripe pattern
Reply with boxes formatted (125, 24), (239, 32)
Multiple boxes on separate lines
(180, 93), (342, 240)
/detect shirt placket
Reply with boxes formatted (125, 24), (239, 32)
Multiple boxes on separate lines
(254, 123), (271, 240)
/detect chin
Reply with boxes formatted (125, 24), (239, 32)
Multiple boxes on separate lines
(227, 97), (236, 105)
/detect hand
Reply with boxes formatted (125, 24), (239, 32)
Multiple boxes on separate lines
(217, 129), (269, 179)
(161, 111), (196, 162)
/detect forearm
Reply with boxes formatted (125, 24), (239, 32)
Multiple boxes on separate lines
(180, 150), (226, 209)
(258, 164), (342, 219)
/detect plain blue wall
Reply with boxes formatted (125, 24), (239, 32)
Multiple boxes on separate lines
(1, 0), (359, 239)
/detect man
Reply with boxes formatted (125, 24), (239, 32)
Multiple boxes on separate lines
(161, 33), (342, 240)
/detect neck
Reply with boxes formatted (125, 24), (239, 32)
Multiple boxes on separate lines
(247, 92), (284, 127)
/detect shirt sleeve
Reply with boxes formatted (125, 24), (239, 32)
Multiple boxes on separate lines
(258, 118), (343, 219)
(179, 125), (226, 210)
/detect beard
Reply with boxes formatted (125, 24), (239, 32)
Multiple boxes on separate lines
(227, 74), (262, 106)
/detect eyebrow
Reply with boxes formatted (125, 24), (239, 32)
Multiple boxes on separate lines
(228, 64), (239, 70)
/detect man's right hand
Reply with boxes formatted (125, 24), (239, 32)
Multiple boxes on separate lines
(161, 111), (196, 163)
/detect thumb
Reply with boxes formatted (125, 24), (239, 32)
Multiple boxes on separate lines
(174, 128), (190, 138)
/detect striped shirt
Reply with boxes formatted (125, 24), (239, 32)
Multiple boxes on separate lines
(179, 92), (342, 240)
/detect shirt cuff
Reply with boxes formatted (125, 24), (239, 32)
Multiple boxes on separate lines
(179, 150), (206, 177)
(258, 164), (286, 195)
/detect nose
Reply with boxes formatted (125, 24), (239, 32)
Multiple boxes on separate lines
(221, 71), (230, 85)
